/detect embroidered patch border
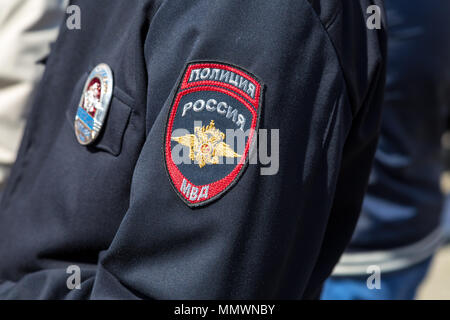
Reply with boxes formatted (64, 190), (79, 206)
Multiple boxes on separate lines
(164, 61), (264, 208)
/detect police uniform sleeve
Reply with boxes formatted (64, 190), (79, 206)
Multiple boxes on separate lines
(88, 0), (386, 299)
(0, 0), (386, 299)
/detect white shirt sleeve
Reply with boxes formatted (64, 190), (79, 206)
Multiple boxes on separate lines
(0, 0), (66, 187)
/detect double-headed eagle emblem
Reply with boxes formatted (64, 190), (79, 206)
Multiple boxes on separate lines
(171, 120), (241, 168)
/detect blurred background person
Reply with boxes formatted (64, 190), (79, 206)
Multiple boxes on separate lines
(0, 0), (66, 196)
(322, 0), (450, 300)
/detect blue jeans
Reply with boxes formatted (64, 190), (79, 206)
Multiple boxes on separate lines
(321, 258), (432, 300)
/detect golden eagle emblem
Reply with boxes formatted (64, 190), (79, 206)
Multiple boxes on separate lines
(171, 120), (241, 168)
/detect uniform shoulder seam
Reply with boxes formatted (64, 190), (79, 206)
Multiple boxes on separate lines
(303, 0), (353, 115)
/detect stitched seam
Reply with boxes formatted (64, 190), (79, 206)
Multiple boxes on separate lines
(114, 86), (135, 107)
(302, 0), (354, 117)
(325, 4), (343, 29)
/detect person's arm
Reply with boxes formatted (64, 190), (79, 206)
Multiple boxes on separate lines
(0, 0), (386, 299)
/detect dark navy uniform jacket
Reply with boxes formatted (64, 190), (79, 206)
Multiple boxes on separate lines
(0, 0), (386, 299)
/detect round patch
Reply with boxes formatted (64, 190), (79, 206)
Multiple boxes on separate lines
(74, 63), (113, 145)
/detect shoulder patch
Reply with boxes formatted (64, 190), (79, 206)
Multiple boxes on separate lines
(164, 61), (264, 207)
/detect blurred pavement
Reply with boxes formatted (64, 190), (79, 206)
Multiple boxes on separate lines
(417, 173), (450, 300)
(417, 244), (450, 299)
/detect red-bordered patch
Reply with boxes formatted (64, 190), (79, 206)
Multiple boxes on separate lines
(164, 61), (264, 207)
